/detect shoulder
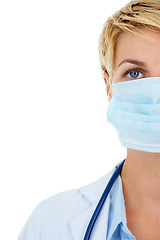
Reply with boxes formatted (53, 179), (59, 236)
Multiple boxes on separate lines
(17, 162), (121, 240)
(36, 165), (116, 218)
(31, 169), (112, 223)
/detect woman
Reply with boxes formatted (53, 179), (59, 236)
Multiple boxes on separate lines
(18, 0), (160, 239)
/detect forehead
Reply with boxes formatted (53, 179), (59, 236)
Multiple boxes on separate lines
(114, 27), (160, 69)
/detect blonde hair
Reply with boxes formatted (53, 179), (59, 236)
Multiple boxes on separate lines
(99, 0), (160, 84)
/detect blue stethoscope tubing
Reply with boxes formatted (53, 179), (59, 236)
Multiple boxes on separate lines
(83, 159), (126, 240)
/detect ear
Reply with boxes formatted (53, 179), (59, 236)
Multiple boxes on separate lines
(103, 71), (109, 84)
(103, 71), (112, 101)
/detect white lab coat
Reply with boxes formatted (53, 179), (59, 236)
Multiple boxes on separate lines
(18, 162), (121, 240)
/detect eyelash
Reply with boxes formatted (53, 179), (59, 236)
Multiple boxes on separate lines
(123, 67), (144, 78)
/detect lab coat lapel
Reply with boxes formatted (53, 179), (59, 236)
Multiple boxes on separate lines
(70, 168), (114, 240)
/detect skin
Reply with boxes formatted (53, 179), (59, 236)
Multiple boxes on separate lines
(103, 27), (160, 240)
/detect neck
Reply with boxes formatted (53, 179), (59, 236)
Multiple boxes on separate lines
(121, 148), (160, 214)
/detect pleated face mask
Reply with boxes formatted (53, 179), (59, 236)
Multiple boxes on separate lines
(106, 77), (160, 152)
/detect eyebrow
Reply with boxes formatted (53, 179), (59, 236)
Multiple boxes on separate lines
(117, 59), (147, 68)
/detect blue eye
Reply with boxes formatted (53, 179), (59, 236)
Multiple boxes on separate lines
(124, 68), (144, 79)
(129, 71), (140, 78)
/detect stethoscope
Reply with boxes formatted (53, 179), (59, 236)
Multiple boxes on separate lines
(83, 159), (126, 240)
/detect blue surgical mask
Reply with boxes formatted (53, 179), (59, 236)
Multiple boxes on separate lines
(106, 77), (160, 152)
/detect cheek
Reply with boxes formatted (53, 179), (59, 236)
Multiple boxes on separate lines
(111, 72), (122, 83)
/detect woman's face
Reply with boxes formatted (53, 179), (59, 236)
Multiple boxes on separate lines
(105, 27), (160, 100)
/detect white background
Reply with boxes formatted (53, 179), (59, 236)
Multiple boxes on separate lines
(0, 0), (129, 239)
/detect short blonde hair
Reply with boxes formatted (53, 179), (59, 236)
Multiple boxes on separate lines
(99, 0), (160, 84)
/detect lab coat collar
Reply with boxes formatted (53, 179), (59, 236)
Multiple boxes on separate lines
(70, 162), (122, 240)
